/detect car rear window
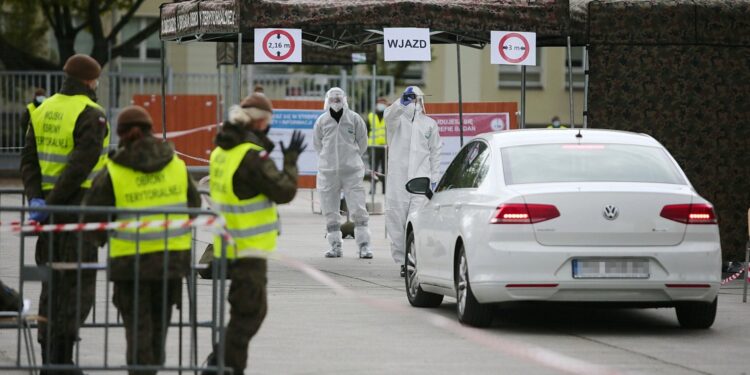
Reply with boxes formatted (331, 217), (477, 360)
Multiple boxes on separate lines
(501, 143), (687, 185)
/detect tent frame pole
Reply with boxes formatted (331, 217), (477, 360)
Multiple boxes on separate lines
(456, 43), (464, 147)
(521, 66), (526, 129)
(236, 33), (242, 104)
(161, 40), (167, 140)
(583, 44), (589, 128)
(567, 36), (575, 129)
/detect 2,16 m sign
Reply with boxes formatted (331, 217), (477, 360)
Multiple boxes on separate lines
(254, 28), (302, 63)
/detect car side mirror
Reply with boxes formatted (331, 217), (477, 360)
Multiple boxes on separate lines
(405, 177), (433, 199)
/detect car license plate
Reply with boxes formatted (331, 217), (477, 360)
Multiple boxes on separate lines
(572, 258), (650, 279)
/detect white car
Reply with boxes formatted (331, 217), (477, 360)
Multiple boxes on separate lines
(404, 129), (720, 328)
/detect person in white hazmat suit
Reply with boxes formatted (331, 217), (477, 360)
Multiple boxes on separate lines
(313, 87), (373, 259)
(384, 86), (442, 277)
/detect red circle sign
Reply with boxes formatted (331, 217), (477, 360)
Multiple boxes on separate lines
(498, 33), (530, 64)
(262, 30), (296, 61)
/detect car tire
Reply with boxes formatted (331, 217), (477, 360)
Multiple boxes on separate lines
(405, 231), (443, 307)
(675, 297), (717, 329)
(455, 246), (493, 327)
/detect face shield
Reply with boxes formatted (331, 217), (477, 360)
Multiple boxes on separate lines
(324, 87), (348, 112)
(404, 86), (427, 114)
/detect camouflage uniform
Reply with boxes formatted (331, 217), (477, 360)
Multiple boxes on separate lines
(207, 123), (299, 375)
(20, 77), (108, 372)
(85, 134), (201, 375)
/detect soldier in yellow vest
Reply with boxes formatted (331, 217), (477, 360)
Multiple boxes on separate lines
(20, 54), (110, 373)
(367, 97), (388, 194)
(84, 106), (200, 375)
(203, 93), (304, 375)
(17, 88), (47, 146)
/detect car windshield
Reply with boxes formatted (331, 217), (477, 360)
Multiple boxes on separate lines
(501, 143), (687, 185)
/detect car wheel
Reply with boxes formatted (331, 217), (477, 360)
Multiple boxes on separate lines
(405, 231), (444, 307)
(675, 297), (717, 329)
(455, 245), (493, 327)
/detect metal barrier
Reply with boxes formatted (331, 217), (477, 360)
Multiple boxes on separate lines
(0, 70), (395, 158)
(0, 188), (232, 374)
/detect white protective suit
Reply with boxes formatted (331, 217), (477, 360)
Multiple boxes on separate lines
(383, 87), (442, 265)
(313, 88), (372, 257)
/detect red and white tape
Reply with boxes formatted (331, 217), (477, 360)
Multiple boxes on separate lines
(721, 266), (750, 285)
(0, 215), (230, 239)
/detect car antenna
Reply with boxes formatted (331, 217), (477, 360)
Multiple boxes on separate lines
(575, 128), (583, 138)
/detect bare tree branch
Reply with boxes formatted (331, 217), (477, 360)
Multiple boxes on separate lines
(107, 0), (146, 43)
(111, 17), (158, 58)
(98, 0), (117, 14)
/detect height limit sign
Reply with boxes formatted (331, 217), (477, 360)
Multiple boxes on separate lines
(254, 28), (302, 63)
(491, 31), (536, 66)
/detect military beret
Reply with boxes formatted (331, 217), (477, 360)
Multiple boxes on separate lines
(63, 54), (101, 81)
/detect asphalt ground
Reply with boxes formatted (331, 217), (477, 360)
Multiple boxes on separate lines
(0, 182), (748, 374)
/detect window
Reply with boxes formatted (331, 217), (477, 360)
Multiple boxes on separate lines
(565, 46), (585, 90)
(436, 141), (490, 191)
(497, 48), (542, 88)
(121, 17), (161, 61)
(500, 144), (686, 185)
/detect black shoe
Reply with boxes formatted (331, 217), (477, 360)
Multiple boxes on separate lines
(400, 264), (406, 278)
(202, 352), (217, 375)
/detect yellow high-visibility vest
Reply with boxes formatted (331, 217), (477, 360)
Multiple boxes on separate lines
(368, 112), (386, 146)
(108, 156), (191, 258)
(27, 102), (37, 113)
(210, 142), (278, 259)
(30, 94), (110, 191)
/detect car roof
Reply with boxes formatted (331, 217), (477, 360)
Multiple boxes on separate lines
(478, 129), (663, 148)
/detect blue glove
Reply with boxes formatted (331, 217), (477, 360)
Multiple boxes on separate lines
(29, 198), (48, 223)
(430, 182), (437, 191)
(400, 87), (416, 106)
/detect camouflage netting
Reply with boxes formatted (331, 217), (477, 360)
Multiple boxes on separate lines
(586, 1), (750, 261)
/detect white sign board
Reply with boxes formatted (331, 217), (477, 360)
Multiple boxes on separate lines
(383, 28), (431, 62)
(254, 28), (302, 63)
(491, 31), (536, 66)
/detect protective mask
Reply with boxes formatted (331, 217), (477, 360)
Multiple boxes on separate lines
(552, 120), (561, 128)
(330, 102), (344, 112)
(376, 103), (387, 112)
(35, 95), (46, 103)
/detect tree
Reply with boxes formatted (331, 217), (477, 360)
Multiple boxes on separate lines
(0, 0), (158, 70)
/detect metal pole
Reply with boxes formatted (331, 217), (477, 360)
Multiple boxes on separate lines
(566, 36), (575, 129)
(521, 66), (526, 129)
(370, 64), (376, 208)
(583, 45), (589, 128)
(743, 240), (749, 303)
(161, 41), (167, 140)
(456, 43), (464, 146)
(216, 65), (222, 126)
(236, 33), (242, 104)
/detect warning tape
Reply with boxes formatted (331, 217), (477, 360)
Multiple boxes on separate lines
(0, 216), (233, 244)
(154, 123), (219, 140)
(721, 266), (750, 285)
(174, 149), (211, 164)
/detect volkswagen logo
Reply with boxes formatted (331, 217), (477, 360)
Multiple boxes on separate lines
(603, 205), (619, 220)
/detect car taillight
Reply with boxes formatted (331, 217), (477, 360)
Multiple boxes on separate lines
(491, 204), (560, 224)
(660, 204), (717, 224)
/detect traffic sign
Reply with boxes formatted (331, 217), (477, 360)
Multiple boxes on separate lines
(491, 31), (536, 66)
(254, 28), (302, 63)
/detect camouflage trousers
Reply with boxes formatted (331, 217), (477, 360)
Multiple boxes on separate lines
(212, 258), (268, 375)
(35, 232), (97, 372)
(113, 279), (182, 375)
